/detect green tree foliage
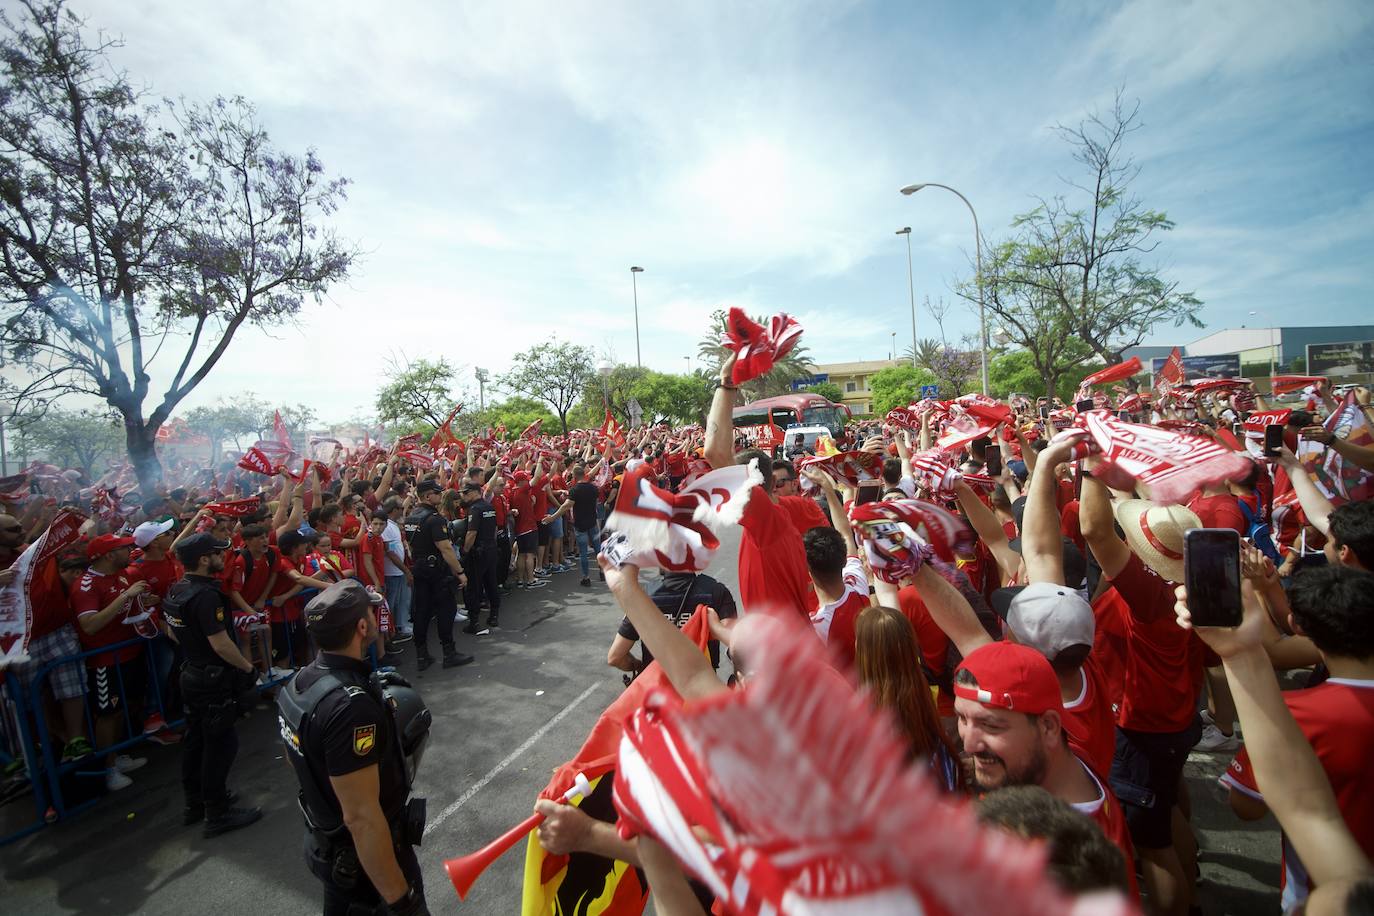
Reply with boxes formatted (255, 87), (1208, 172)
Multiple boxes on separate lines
(868, 366), (938, 417)
(184, 398), (264, 461)
(461, 397), (556, 439)
(802, 381), (844, 404)
(16, 408), (123, 477)
(696, 310), (816, 400)
(376, 357), (460, 428)
(499, 341), (595, 435)
(0, 2), (355, 490)
(585, 366), (713, 427)
(989, 346), (1101, 402)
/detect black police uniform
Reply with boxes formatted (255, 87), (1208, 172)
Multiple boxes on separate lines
(403, 503), (460, 663)
(279, 652), (426, 916)
(462, 497), (500, 629)
(163, 571), (255, 827)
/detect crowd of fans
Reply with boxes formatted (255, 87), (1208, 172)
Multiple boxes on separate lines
(2, 346), (1373, 914)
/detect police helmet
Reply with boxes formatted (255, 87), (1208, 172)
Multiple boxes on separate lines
(381, 681), (432, 783)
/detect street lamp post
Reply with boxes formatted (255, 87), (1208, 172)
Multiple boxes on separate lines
(630, 266), (645, 368)
(890, 331), (896, 362)
(683, 356), (691, 374)
(1250, 310), (1277, 377)
(597, 360), (614, 409)
(900, 183), (988, 395)
(895, 227), (917, 369)
(474, 368), (488, 411)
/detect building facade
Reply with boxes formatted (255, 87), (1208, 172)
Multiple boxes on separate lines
(798, 359), (905, 415)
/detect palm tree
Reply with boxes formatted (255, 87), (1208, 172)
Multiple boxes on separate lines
(697, 309), (817, 401)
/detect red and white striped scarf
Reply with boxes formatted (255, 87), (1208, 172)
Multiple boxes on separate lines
(1065, 412), (1254, 503)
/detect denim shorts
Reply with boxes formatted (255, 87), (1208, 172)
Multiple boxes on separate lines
(1108, 719), (1203, 849)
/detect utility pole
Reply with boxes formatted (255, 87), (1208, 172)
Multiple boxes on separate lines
(474, 368), (488, 411)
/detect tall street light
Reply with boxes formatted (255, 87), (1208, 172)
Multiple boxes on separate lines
(1249, 310), (1277, 377)
(901, 183), (988, 394)
(895, 227), (917, 369)
(630, 266), (645, 368)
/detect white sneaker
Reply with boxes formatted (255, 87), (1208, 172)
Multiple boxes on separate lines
(114, 754), (147, 774)
(454, 611), (469, 624)
(1194, 723), (1239, 752)
(106, 768), (132, 791)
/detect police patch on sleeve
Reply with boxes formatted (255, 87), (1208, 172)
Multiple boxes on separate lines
(353, 724), (376, 756)
(215, 608), (224, 622)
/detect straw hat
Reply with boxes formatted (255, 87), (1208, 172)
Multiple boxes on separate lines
(1114, 499), (1200, 584)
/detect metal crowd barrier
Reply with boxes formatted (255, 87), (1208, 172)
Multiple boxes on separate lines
(0, 614), (327, 846)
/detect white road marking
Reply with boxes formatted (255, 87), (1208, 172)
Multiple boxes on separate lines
(427, 681), (602, 831)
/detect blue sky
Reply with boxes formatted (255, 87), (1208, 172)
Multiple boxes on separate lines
(76, 0), (1374, 422)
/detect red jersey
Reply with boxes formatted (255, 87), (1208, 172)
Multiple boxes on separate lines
(357, 529), (387, 588)
(509, 484), (537, 536)
(738, 489), (816, 620)
(339, 513), (362, 567)
(1221, 678), (1374, 909)
(1061, 655), (1117, 779)
(230, 546), (282, 606)
(126, 553), (183, 631)
(268, 552), (307, 623)
(1089, 587), (1129, 716)
(1060, 500), (1086, 553)
(491, 491), (509, 529)
(665, 452), (688, 477)
(29, 558), (74, 641)
(1107, 553), (1206, 733)
(809, 557), (868, 670)
(70, 569), (141, 665)
(896, 584), (956, 716)
(533, 474), (554, 518)
(1072, 759), (1140, 900)
(1187, 493), (1246, 534)
(778, 495), (827, 538)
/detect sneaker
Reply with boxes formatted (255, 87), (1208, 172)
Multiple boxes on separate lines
(552, 564), (571, 573)
(533, 567), (548, 577)
(203, 805), (263, 838)
(580, 577), (591, 587)
(106, 768), (132, 791)
(391, 632), (413, 645)
(525, 579), (548, 590)
(454, 611), (469, 624)
(442, 650), (475, 668)
(269, 666), (296, 680)
(143, 713), (167, 735)
(114, 755), (147, 774)
(147, 730), (183, 746)
(61, 737), (94, 762)
(416, 654), (435, 672)
(1194, 723), (1239, 752)
(473, 625), (491, 637)
(515, 582), (528, 590)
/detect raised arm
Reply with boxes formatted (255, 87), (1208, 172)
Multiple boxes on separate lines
(1276, 446), (1334, 536)
(1023, 436), (1081, 585)
(952, 481), (1018, 583)
(909, 563), (992, 658)
(1078, 465), (1132, 579)
(704, 353), (738, 470)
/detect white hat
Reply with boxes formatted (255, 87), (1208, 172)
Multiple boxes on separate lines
(1007, 582), (1095, 662)
(133, 518), (175, 548)
(1114, 500), (1201, 584)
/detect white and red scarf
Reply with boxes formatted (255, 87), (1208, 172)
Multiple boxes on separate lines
(796, 450), (882, 493)
(1271, 375), (1325, 396)
(1, 508), (88, 662)
(722, 307), (803, 385)
(1062, 412), (1253, 503)
(203, 496), (263, 519)
(611, 613), (1121, 916)
(601, 463), (760, 572)
(1076, 357), (1142, 402)
(849, 498), (975, 582)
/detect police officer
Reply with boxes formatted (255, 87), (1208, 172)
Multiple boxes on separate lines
(278, 580), (431, 916)
(163, 532), (263, 837)
(404, 480), (473, 670)
(460, 483), (501, 635)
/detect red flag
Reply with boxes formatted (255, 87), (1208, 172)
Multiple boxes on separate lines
(1153, 346), (1185, 398)
(1311, 392), (1374, 503)
(722, 308), (803, 385)
(1271, 375), (1326, 396)
(203, 497), (263, 518)
(520, 418), (543, 440)
(1080, 357), (1142, 389)
(1, 508), (87, 662)
(600, 409), (627, 448)
(273, 410), (292, 447)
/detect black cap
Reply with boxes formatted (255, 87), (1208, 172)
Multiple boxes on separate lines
(175, 532), (232, 566)
(1005, 536), (1088, 589)
(304, 580), (377, 633)
(416, 479), (443, 495)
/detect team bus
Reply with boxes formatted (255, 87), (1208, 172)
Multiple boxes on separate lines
(731, 393), (849, 452)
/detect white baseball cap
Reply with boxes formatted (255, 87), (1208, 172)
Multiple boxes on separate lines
(133, 518), (176, 548)
(1006, 582), (1095, 662)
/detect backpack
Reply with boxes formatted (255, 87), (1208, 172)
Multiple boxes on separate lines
(239, 545), (279, 589)
(1237, 498), (1281, 564)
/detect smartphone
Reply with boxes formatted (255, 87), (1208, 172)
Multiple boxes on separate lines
(1076, 399), (1095, 413)
(971, 436), (991, 461)
(1039, 405), (1051, 420)
(1232, 422), (1244, 439)
(1264, 424), (1284, 457)
(1183, 529), (1243, 628)
(856, 482), (881, 505)
(985, 449), (1002, 477)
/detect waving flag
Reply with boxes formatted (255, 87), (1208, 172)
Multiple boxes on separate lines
(1, 508), (88, 662)
(1079, 411), (1253, 503)
(611, 614), (1110, 916)
(272, 410), (292, 448)
(954, 392), (1014, 426)
(237, 446), (282, 476)
(1153, 347), (1185, 398)
(599, 409), (627, 449)
(601, 463), (760, 573)
(722, 308), (803, 385)
(521, 419), (544, 440)
(1080, 357), (1143, 390)
(935, 412), (1000, 452)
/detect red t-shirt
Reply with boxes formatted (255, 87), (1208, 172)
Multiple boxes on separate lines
(268, 553), (306, 623)
(1187, 493), (1247, 534)
(70, 568), (141, 666)
(1107, 553), (1206, 733)
(1221, 678), (1374, 908)
(1059, 500), (1086, 553)
(29, 558), (74, 641)
(339, 513), (362, 566)
(126, 553), (183, 630)
(1062, 655), (1117, 780)
(230, 547), (281, 606)
(509, 484), (537, 536)
(896, 584), (956, 717)
(809, 556), (868, 670)
(665, 453), (688, 477)
(491, 492), (509, 529)
(1090, 587), (1129, 716)
(357, 529), (387, 588)
(778, 495), (828, 538)
(1073, 759), (1140, 900)
(738, 489), (816, 620)
(532, 475), (551, 523)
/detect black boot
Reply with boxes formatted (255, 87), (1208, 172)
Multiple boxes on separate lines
(416, 652), (435, 671)
(203, 805), (262, 838)
(442, 644), (474, 668)
(183, 789), (237, 825)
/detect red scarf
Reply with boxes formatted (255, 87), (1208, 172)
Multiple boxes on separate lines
(722, 308), (803, 385)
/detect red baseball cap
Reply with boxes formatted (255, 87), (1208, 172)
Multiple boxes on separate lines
(87, 533), (135, 559)
(954, 642), (1063, 715)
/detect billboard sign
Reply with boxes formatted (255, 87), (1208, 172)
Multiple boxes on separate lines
(1150, 353), (1241, 382)
(790, 373), (830, 391)
(1307, 341), (1374, 376)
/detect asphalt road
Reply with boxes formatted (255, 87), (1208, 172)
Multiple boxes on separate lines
(1, 529), (1283, 914)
